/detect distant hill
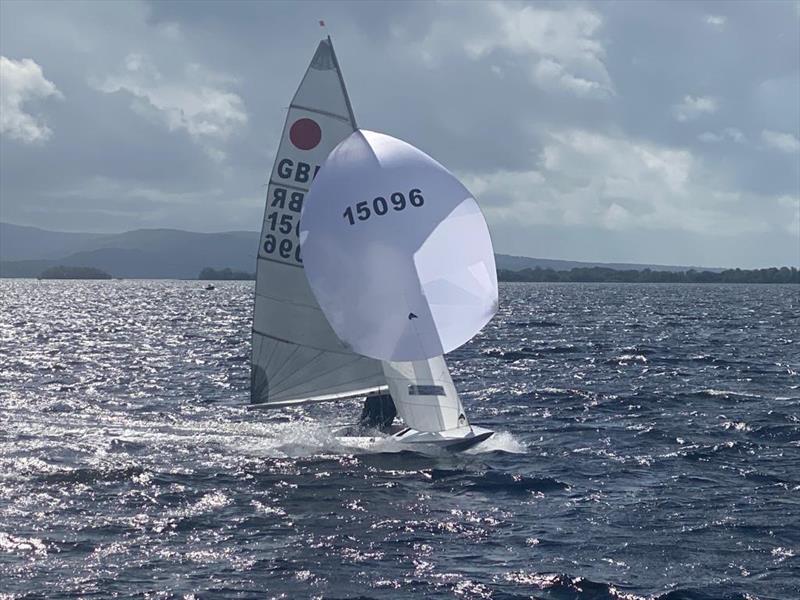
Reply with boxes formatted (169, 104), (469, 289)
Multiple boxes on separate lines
(1, 223), (258, 279)
(0, 222), (731, 279)
(0, 222), (103, 261)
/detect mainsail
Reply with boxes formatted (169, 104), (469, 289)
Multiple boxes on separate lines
(250, 38), (385, 406)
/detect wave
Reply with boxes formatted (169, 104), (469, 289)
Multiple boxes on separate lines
(677, 389), (763, 401)
(508, 320), (562, 328)
(500, 572), (759, 600)
(424, 469), (568, 494)
(464, 430), (526, 454)
(483, 345), (582, 361)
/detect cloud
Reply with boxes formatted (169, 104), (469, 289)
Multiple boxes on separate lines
(464, 129), (778, 237)
(51, 174), (224, 205)
(93, 53), (247, 160)
(672, 95), (718, 122)
(698, 127), (745, 144)
(413, 3), (613, 98)
(533, 58), (611, 98)
(0, 56), (63, 143)
(777, 195), (800, 236)
(705, 15), (727, 27)
(1, 0), (797, 266)
(761, 129), (800, 153)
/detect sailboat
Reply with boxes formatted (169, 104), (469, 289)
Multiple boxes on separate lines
(250, 37), (497, 451)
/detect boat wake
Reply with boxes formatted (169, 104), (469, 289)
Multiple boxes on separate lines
(462, 430), (526, 454)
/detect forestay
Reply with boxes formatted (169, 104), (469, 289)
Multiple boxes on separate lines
(299, 130), (498, 362)
(251, 39), (385, 406)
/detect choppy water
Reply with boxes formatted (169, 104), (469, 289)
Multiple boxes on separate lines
(1, 280), (798, 599)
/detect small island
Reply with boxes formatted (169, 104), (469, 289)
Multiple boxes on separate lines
(198, 267), (256, 280)
(39, 265), (113, 279)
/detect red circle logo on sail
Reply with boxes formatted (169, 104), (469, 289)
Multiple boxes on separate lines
(289, 118), (322, 150)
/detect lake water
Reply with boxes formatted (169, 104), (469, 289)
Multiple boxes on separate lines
(1, 280), (798, 599)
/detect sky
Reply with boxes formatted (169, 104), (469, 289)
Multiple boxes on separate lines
(1, 0), (798, 268)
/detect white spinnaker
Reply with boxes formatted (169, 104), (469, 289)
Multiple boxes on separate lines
(300, 130), (498, 362)
(382, 356), (468, 432)
(251, 39), (385, 405)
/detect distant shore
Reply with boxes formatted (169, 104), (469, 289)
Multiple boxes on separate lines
(194, 265), (799, 284)
(498, 266), (799, 284)
(39, 265), (112, 280)
(2, 265), (798, 284)
(198, 267), (255, 281)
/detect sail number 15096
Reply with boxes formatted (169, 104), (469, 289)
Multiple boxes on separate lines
(343, 189), (424, 226)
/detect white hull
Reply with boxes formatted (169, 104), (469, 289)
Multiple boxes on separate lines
(334, 424), (493, 452)
(392, 424), (494, 451)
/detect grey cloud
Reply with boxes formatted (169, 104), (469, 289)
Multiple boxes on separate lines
(0, 0), (797, 267)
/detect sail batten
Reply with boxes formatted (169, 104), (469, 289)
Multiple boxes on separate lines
(289, 104), (351, 123)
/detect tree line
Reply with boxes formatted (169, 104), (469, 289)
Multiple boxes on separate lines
(198, 267), (256, 280)
(498, 266), (799, 284)
(39, 266), (112, 279)
(197, 264), (798, 284)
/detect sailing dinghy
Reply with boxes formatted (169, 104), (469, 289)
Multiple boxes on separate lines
(250, 37), (497, 451)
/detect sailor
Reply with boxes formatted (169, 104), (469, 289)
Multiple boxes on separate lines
(359, 393), (397, 432)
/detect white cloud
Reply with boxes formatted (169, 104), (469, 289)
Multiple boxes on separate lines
(777, 195), (800, 236)
(51, 175), (224, 205)
(761, 129), (800, 153)
(698, 127), (745, 144)
(533, 58), (610, 98)
(0, 56), (63, 143)
(465, 130), (777, 237)
(705, 15), (727, 27)
(698, 132), (722, 143)
(412, 3), (613, 98)
(672, 95), (718, 122)
(724, 127), (746, 143)
(93, 53), (247, 159)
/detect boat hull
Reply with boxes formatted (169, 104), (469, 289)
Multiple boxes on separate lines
(334, 424), (493, 452)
